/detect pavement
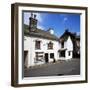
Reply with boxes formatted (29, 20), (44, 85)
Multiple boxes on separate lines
(24, 58), (80, 77)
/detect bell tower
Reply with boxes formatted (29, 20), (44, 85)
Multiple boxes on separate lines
(29, 13), (37, 32)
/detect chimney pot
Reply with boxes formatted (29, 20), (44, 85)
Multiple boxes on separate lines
(34, 14), (36, 19)
(31, 13), (33, 18)
(65, 29), (69, 32)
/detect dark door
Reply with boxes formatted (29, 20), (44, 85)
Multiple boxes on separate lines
(24, 51), (28, 67)
(60, 51), (65, 57)
(45, 53), (48, 63)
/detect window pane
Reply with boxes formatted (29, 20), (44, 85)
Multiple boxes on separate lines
(35, 41), (41, 49)
(48, 42), (53, 49)
(50, 53), (54, 58)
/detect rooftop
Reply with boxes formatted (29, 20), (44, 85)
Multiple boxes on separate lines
(24, 24), (59, 41)
(59, 29), (80, 43)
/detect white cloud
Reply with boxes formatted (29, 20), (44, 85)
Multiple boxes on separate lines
(24, 12), (31, 25)
(37, 25), (45, 30)
(34, 13), (43, 23)
(64, 17), (68, 21)
(24, 12), (43, 25)
(59, 14), (68, 22)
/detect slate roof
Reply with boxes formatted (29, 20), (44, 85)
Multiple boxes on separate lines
(24, 25), (59, 41)
(59, 29), (77, 43)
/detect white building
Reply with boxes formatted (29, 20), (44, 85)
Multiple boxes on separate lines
(58, 30), (73, 60)
(24, 14), (74, 68)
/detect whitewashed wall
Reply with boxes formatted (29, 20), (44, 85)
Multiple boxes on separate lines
(24, 36), (60, 67)
(65, 36), (73, 59)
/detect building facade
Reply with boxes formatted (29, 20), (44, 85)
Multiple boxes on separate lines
(24, 14), (79, 68)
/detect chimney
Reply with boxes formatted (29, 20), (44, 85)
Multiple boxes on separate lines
(65, 29), (69, 32)
(29, 13), (37, 32)
(34, 14), (36, 19)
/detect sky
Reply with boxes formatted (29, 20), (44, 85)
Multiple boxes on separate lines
(23, 12), (80, 37)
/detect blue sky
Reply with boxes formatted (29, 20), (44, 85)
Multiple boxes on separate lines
(24, 12), (80, 37)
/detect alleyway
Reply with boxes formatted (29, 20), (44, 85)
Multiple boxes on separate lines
(24, 58), (80, 77)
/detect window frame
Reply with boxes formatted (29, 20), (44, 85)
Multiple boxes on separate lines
(35, 40), (41, 50)
(48, 41), (53, 50)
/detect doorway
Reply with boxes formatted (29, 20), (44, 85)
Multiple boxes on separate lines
(24, 51), (28, 67)
(60, 51), (65, 57)
(45, 53), (48, 63)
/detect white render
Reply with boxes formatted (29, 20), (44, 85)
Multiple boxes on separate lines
(24, 36), (60, 67)
(59, 36), (73, 60)
(24, 35), (73, 68)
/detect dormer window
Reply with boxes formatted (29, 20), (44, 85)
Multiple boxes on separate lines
(48, 41), (53, 49)
(35, 40), (41, 49)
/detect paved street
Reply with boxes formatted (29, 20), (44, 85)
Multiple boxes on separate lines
(24, 58), (80, 77)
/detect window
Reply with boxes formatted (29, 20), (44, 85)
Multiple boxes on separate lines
(35, 40), (41, 49)
(68, 51), (71, 56)
(35, 52), (43, 61)
(48, 41), (53, 49)
(50, 53), (54, 58)
(61, 42), (64, 48)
